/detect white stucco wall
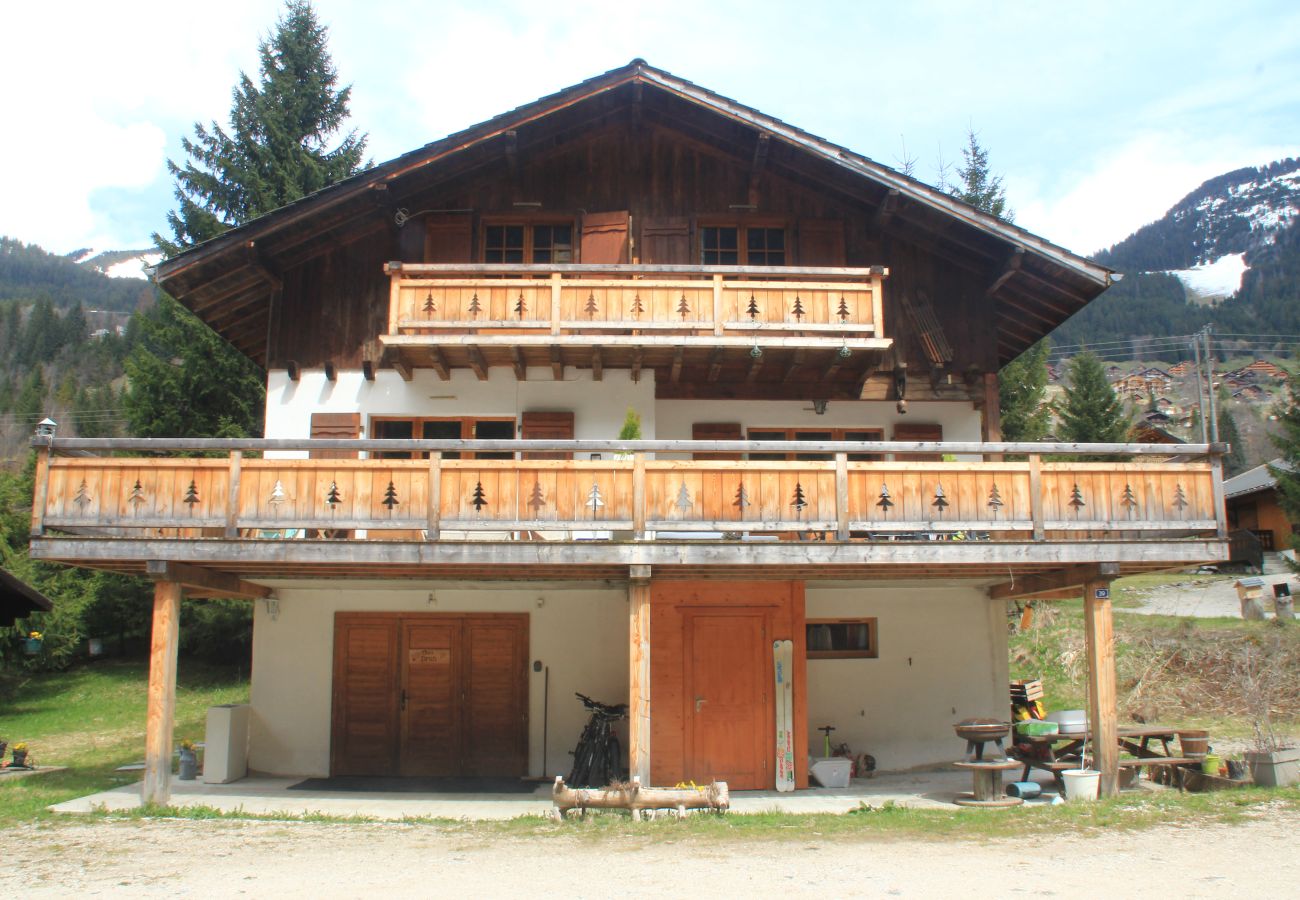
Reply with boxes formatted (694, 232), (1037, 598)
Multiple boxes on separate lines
(249, 579), (1006, 779)
(248, 584), (628, 778)
(804, 582), (1008, 772)
(263, 366), (656, 454)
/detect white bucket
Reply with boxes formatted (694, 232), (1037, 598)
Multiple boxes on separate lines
(1061, 768), (1100, 801)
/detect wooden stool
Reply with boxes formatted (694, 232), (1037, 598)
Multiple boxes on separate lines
(953, 759), (1023, 808)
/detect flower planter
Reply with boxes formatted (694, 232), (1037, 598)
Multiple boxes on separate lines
(178, 749), (198, 781)
(1245, 748), (1300, 788)
(23, 637), (42, 656)
(11, 750), (28, 768)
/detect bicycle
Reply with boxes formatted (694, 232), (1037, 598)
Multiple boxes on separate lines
(566, 693), (627, 787)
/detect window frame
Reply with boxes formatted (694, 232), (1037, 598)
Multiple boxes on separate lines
(697, 220), (790, 266)
(369, 416), (517, 459)
(480, 216), (576, 264)
(806, 617), (878, 660)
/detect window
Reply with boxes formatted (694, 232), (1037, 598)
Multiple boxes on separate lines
(806, 618), (877, 659)
(701, 225), (786, 265)
(484, 223), (573, 263)
(746, 428), (884, 461)
(370, 417), (516, 459)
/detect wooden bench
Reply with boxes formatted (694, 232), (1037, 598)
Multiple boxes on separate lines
(1118, 756), (1200, 789)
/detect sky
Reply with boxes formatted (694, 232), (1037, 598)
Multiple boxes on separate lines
(3, 0), (1297, 258)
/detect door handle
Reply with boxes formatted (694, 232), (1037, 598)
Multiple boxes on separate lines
(695, 696), (706, 713)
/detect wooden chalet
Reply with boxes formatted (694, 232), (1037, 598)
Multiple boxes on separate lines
(28, 61), (1228, 804)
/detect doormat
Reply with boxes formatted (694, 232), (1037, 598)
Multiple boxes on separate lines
(288, 776), (540, 794)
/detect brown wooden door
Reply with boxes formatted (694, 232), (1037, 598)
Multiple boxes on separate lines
(684, 609), (769, 789)
(332, 613), (528, 777)
(400, 619), (461, 775)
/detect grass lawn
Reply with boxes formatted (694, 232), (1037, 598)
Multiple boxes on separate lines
(0, 659), (246, 823)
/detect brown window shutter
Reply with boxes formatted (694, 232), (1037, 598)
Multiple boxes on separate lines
(310, 413), (361, 459)
(640, 216), (691, 264)
(692, 422), (743, 460)
(797, 219), (846, 266)
(580, 211), (630, 263)
(892, 423), (942, 461)
(423, 213), (473, 262)
(521, 411), (574, 460)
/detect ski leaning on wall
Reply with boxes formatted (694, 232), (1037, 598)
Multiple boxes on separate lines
(774, 639), (795, 792)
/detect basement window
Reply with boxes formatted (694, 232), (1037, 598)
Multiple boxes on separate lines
(806, 618), (878, 659)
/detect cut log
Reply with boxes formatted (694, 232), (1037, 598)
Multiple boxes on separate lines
(552, 776), (729, 816)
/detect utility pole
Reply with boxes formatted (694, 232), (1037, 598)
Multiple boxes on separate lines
(1203, 326), (1219, 443)
(1191, 333), (1209, 443)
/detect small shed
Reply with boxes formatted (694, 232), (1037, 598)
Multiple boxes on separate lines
(0, 568), (53, 627)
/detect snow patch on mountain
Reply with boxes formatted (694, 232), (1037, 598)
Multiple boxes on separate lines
(103, 253), (161, 279)
(1160, 252), (1248, 303)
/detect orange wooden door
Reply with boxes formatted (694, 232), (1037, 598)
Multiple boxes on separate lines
(461, 616), (529, 776)
(683, 609), (769, 789)
(399, 619), (461, 776)
(331, 616), (400, 776)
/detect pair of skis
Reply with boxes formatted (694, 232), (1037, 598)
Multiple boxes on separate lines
(773, 639), (795, 792)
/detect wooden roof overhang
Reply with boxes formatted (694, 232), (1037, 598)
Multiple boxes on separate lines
(31, 536), (1225, 601)
(155, 60), (1114, 369)
(0, 567), (54, 627)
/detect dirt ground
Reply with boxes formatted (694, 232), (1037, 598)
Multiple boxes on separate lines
(5, 809), (1298, 897)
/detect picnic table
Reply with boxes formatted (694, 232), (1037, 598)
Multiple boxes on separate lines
(1010, 727), (1202, 790)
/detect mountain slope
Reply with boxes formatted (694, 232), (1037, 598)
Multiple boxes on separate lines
(0, 238), (151, 312)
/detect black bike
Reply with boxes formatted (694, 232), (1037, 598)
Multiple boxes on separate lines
(566, 693), (627, 787)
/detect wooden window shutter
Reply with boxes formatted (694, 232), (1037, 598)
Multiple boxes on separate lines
(640, 216), (691, 264)
(310, 413), (361, 459)
(692, 422), (743, 460)
(423, 213), (474, 262)
(797, 219), (846, 266)
(891, 423), (942, 461)
(521, 411), (574, 460)
(580, 211), (630, 263)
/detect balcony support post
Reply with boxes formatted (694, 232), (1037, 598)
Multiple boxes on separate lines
(426, 453), (442, 541)
(835, 452), (850, 541)
(225, 451), (242, 538)
(1028, 454), (1045, 541)
(550, 273), (562, 336)
(712, 274), (724, 336)
(30, 444), (50, 537)
(632, 453), (646, 540)
(1210, 452), (1227, 538)
(1083, 568), (1119, 797)
(142, 579), (181, 805)
(628, 565), (652, 784)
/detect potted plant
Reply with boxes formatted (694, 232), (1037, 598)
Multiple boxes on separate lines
(23, 631), (43, 655)
(616, 407), (642, 448)
(11, 742), (29, 768)
(178, 739), (199, 781)
(1237, 639), (1300, 787)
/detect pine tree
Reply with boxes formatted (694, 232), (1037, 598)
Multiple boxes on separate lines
(1269, 375), (1300, 558)
(1055, 352), (1131, 445)
(951, 127), (1012, 220)
(156, 0), (367, 252)
(999, 339), (1052, 442)
(1216, 394), (1247, 477)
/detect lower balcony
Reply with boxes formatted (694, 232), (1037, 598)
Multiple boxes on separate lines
(30, 438), (1229, 586)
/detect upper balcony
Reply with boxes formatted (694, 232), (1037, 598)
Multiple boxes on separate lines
(29, 437), (1228, 589)
(378, 263), (890, 382)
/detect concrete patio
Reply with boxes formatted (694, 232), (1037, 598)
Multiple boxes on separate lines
(50, 769), (1071, 820)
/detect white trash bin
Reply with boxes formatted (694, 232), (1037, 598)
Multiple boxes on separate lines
(203, 704), (250, 783)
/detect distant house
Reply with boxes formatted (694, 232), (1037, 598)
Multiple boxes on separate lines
(0, 568), (53, 628)
(1111, 367), (1173, 398)
(1231, 385), (1268, 403)
(1224, 460), (1295, 553)
(1241, 359), (1288, 380)
(1169, 361), (1195, 377)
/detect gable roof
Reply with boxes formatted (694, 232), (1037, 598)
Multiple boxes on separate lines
(0, 568), (53, 628)
(155, 59), (1114, 367)
(1223, 458), (1291, 500)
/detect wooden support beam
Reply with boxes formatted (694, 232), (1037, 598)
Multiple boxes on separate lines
(981, 373), (1002, 443)
(820, 349), (845, 382)
(628, 568), (651, 785)
(670, 347), (684, 384)
(142, 580), (181, 805)
(224, 451), (242, 538)
(426, 347), (449, 381)
(748, 133), (770, 207)
(1028, 454), (1045, 541)
(985, 248), (1024, 296)
(988, 563), (1119, 601)
(782, 349), (806, 384)
(550, 345), (564, 381)
(835, 452), (849, 541)
(285, 360), (300, 382)
(591, 345), (603, 382)
(362, 360), (376, 382)
(512, 347), (528, 381)
(504, 129), (519, 184)
(631, 347), (642, 384)
(324, 362), (337, 382)
(145, 560), (272, 599)
(426, 453), (442, 541)
(30, 445), (50, 537)
(746, 350), (764, 385)
(467, 346), (489, 381)
(393, 357), (413, 382)
(1084, 575), (1119, 797)
(706, 347), (724, 382)
(873, 189), (901, 231)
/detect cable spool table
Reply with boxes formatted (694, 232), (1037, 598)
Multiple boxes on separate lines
(952, 759), (1023, 808)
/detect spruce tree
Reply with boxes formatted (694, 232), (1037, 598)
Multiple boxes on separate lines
(1055, 352), (1131, 444)
(1216, 403), (1247, 477)
(952, 128), (1012, 220)
(999, 339), (1051, 442)
(1269, 375), (1300, 559)
(156, 0), (367, 252)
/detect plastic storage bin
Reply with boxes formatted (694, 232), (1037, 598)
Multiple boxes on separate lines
(809, 756), (852, 788)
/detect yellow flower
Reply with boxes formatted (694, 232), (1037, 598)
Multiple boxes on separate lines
(28, 631), (42, 640)
(13, 742), (28, 752)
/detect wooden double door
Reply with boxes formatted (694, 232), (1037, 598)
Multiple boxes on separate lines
(331, 612), (528, 777)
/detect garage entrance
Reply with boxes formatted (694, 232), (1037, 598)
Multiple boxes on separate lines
(330, 612), (528, 777)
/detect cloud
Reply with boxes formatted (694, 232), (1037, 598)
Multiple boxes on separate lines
(1010, 134), (1300, 256)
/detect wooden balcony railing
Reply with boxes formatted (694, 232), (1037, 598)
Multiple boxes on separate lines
(380, 264), (890, 368)
(32, 439), (1227, 544)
